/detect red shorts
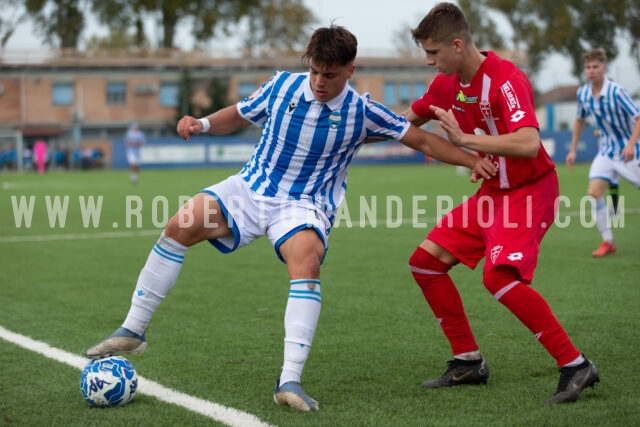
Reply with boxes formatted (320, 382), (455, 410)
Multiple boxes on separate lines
(427, 170), (559, 283)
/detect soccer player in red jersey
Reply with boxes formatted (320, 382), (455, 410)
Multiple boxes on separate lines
(403, 3), (599, 404)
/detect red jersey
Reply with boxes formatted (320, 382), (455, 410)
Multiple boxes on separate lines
(411, 51), (555, 189)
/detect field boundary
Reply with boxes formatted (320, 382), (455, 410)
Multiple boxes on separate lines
(0, 325), (274, 427)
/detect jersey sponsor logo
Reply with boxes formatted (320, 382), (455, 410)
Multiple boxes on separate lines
(500, 81), (520, 111)
(490, 245), (503, 264)
(328, 111), (342, 129)
(507, 252), (524, 261)
(510, 110), (526, 122)
(456, 90), (478, 104)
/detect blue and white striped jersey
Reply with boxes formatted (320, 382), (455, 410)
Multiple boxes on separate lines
(237, 71), (410, 216)
(576, 78), (640, 160)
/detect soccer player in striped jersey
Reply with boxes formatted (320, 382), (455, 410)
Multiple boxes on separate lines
(403, 3), (599, 404)
(566, 48), (640, 257)
(124, 121), (145, 185)
(84, 24), (496, 411)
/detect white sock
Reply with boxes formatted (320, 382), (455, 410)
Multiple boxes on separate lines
(562, 354), (586, 368)
(454, 351), (482, 361)
(279, 279), (322, 385)
(595, 198), (614, 242)
(122, 232), (187, 335)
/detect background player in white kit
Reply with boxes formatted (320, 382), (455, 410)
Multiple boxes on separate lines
(566, 48), (640, 257)
(84, 24), (496, 411)
(125, 121), (146, 185)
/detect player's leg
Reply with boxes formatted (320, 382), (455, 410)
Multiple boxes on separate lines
(409, 196), (489, 388)
(84, 191), (232, 358)
(609, 182), (619, 214)
(483, 173), (598, 403)
(588, 155), (618, 257)
(588, 178), (616, 257)
(126, 150), (139, 184)
(409, 240), (489, 387)
(271, 205), (328, 411)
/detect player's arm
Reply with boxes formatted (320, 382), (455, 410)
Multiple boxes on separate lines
(400, 106), (429, 127)
(566, 118), (586, 170)
(430, 106), (539, 158)
(622, 115), (640, 162)
(400, 124), (496, 181)
(176, 105), (252, 141)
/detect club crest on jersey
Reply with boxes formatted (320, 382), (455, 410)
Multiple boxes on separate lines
(328, 111), (342, 129)
(456, 90), (478, 104)
(490, 245), (503, 264)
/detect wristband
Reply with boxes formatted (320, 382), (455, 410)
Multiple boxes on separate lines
(198, 118), (210, 134)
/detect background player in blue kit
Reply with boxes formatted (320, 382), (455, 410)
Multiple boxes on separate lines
(124, 121), (146, 185)
(566, 48), (640, 257)
(84, 24), (496, 411)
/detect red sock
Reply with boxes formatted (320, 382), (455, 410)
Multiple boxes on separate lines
(409, 247), (478, 355)
(483, 268), (581, 367)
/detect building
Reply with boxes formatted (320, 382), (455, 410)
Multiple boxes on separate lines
(0, 48), (439, 170)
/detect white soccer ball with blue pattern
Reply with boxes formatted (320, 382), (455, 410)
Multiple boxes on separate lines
(80, 356), (138, 407)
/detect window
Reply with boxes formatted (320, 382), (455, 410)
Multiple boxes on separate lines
(238, 82), (256, 100)
(413, 82), (426, 99)
(383, 82), (397, 106)
(106, 83), (126, 105)
(399, 83), (411, 103)
(52, 83), (73, 106)
(159, 83), (178, 107)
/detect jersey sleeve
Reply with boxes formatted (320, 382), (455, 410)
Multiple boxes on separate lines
(410, 75), (446, 120)
(237, 71), (281, 126)
(575, 87), (588, 120)
(363, 94), (411, 140)
(496, 74), (539, 133)
(615, 85), (640, 119)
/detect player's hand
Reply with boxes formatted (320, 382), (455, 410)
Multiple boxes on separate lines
(622, 144), (635, 162)
(430, 106), (464, 146)
(565, 151), (576, 170)
(470, 156), (496, 183)
(176, 116), (202, 141)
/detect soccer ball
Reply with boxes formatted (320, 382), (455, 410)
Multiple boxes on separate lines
(80, 356), (138, 407)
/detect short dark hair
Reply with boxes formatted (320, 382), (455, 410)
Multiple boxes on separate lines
(302, 25), (357, 70)
(411, 2), (471, 45)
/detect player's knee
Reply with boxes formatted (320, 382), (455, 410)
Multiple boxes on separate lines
(483, 267), (520, 299)
(409, 246), (450, 274)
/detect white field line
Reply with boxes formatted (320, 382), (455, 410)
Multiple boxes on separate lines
(0, 325), (275, 427)
(0, 230), (160, 243)
(1, 208), (639, 243)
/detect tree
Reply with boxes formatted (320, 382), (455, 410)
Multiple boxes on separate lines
(24, 0), (86, 48)
(84, 30), (150, 49)
(459, 0), (505, 51)
(0, 0), (28, 48)
(92, 0), (260, 49)
(91, 0), (153, 48)
(242, 0), (315, 56)
(477, 0), (639, 80)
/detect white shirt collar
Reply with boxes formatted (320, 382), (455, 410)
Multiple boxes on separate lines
(302, 73), (350, 110)
(592, 78), (611, 98)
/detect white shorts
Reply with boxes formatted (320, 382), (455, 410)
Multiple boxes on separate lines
(201, 174), (332, 262)
(589, 154), (640, 188)
(126, 149), (140, 166)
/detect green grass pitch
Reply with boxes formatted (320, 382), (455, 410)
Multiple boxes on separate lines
(1, 163), (638, 426)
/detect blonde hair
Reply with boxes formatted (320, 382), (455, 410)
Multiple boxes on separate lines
(583, 48), (607, 64)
